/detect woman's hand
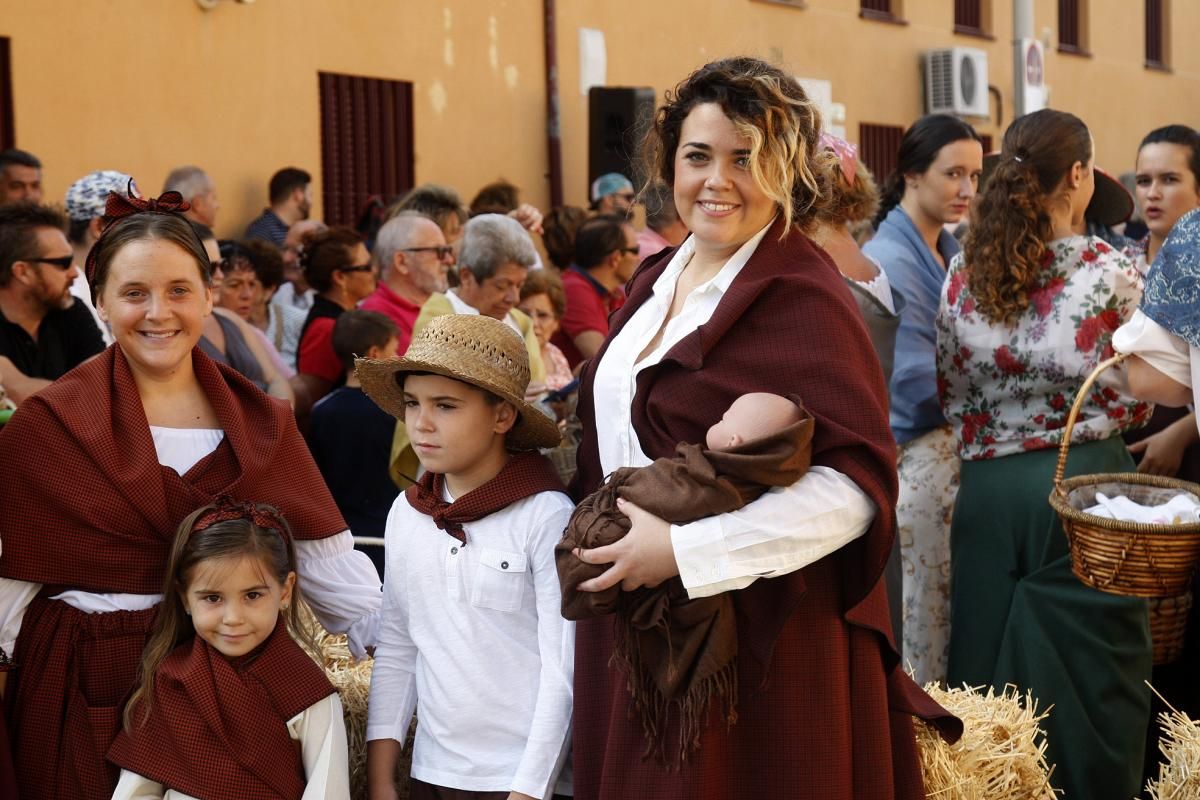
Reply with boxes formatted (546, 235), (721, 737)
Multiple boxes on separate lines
(1130, 412), (1199, 476)
(576, 498), (680, 592)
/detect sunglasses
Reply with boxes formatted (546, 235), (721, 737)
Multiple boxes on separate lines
(337, 262), (375, 273)
(20, 254), (74, 271)
(403, 246), (454, 260)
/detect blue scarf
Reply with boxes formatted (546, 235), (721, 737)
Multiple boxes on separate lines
(1142, 207), (1200, 348)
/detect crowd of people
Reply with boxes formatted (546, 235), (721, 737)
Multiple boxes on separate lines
(0, 52), (1196, 800)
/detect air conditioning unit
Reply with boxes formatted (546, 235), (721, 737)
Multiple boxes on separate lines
(924, 47), (989, 118)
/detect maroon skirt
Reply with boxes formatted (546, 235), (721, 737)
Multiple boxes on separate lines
(571, 556), (932, 800)
(5, 598), (157, 800)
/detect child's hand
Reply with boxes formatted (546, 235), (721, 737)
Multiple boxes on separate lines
(574, 498), (679, 592)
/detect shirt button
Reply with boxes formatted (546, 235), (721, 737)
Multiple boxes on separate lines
(451, 547), (458, 555)
(501, 561), (509, 569)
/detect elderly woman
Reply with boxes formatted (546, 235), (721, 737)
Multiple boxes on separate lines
(518, 268), (573, 394)
(295, 226), (378, 405)
(0, 191), (382, 800)
(565, 57), (959, 799)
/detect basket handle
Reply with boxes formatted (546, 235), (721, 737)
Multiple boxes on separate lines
(1053, 352), (1130, 492)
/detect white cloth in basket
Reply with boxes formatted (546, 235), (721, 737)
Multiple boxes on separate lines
(1084, 491), (1200, 525)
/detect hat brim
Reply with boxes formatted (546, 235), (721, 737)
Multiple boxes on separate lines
(980, 152), (1132, 227)
(355, 356), (562, 452)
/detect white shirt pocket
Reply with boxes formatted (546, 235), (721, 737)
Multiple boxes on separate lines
(470, 547), (529, 612)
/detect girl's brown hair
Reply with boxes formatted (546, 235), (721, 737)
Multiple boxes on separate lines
(123, 501), (313, 730)
(642, 56), (831, 234)
(963, 109), (1092, 324)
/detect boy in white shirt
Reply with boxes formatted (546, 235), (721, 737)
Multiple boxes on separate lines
(357, 314), (574, 800)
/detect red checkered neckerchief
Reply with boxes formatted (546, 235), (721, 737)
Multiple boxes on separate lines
(107, 618), (333, 800)
(405, 451), (564, 544)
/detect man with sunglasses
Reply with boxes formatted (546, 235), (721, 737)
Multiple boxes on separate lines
(590, 172), (637, 216)
(0, 203), (105, 404)
(361, 212), (452, 354)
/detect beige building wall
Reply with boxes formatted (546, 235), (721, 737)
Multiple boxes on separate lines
(1, 0), (1197, 237)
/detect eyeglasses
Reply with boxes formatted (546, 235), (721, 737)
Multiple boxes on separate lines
(615, 192), (636, 203)
(19, 254), (74, 271)
(403, 246), (454, 260)
(337, 262), (375, 273)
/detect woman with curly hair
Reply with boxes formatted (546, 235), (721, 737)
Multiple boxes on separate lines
(936, 108), (1152, 800)
(566, 56), (960, 800)
(862, 114), (982, 687)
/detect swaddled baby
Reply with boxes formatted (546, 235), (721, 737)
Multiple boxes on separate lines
(556, 391), (814, 764)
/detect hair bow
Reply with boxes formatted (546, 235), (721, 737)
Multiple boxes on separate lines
(192, 496), (291, 539)
(101, 183), (191, 226)
(819, 132), (859, 184)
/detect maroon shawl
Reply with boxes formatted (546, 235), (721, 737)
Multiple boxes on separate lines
(570, 217), (961, 799)
(107, 620), (334, 800)
(405, 451), (565, 543)
(0, 345), (346, 593)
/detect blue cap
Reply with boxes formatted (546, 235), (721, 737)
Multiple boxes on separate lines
(590, 172), (633, 203)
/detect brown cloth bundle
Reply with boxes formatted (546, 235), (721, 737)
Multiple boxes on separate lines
(556, 399), (814, 765)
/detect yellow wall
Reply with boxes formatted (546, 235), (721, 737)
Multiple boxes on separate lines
(2, 0), (1197, 237)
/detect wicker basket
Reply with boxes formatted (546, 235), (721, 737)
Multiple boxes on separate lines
(1149, 593), (1192, 665)
(1047, 354), (1200, 663)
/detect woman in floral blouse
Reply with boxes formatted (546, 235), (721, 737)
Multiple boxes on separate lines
(936, 109), (1152, 800)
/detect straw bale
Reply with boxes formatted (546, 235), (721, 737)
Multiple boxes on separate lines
(298, 606), (414, 800)
(1145, 700), (1200, 799)
(915, 683), (1057, 799)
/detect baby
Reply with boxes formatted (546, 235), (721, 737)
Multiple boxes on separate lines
(555, 391), (813, 765)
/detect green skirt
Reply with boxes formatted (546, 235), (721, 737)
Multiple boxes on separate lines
(947, 437), (1151, 800)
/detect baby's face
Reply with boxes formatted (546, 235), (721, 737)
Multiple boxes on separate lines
(705, 393), (800, 450)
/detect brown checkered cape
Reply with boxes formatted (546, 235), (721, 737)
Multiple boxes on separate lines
(405, 451), (565, 544)
(0, 345), (347, 592)
(569, 216), (963, 799)
(108, 619), (334, 799)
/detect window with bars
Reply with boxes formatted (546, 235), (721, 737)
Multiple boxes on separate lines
(860, 0), (903, 24)
(317, 72), (415, 227)
(954, 0), (987, 36)
(859, 123), (905, 186)
(1058, 0), (1088, 54)
(1146, 0), (1168, 69)
(0, 38), (13, 150)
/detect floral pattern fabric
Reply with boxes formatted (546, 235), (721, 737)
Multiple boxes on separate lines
(895, 425), (958, 686)
(936, 235), (1150, 461)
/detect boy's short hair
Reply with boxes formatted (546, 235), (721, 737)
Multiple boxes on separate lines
(401, 370), (505, 407)
(332, 310), (398, 371)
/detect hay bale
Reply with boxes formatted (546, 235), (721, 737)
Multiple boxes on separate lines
(915, 683), (1057, 799)
(298, 606), (413, 800)
(1145, 704), (1200, 799)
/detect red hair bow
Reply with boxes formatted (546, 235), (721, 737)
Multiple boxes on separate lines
(84, 184), (196, 288)
(191, 497), (291, 540)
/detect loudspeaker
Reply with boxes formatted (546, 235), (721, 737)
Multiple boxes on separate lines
(587, 86), (656, 198)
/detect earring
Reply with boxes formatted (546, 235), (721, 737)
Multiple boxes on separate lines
(282, 603), (290, 611)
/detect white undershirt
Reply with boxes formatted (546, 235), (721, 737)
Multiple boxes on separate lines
(855, 255), (896, 314)
(0, 427), (382, 657)
(1113, 308), (1200, 427)
(112, 693), (351, 800)
(592, 224), (877, 599)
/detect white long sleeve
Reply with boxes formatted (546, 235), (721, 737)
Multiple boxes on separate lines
(365, 535), (419, 744)
(294, 533), (382, 659)
(671, 467), (876, 599)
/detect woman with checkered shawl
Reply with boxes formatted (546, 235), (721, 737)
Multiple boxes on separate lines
(0, 194), (381, 800)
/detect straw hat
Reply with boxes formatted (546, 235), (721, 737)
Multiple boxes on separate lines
(355, 314), (561, 451)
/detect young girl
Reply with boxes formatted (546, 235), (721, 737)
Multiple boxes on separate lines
(108, 499), (350, 800)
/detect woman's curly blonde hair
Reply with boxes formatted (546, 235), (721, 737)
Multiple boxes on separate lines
(641, 57), (833, 235)
(963, 109), (1091, 325)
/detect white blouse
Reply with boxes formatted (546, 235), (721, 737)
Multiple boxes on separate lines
(1113, 309), (1200, 426)
(111, 692), (351, 799)
(591, 224), (877, 600)
(0, 427), (382, 658)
